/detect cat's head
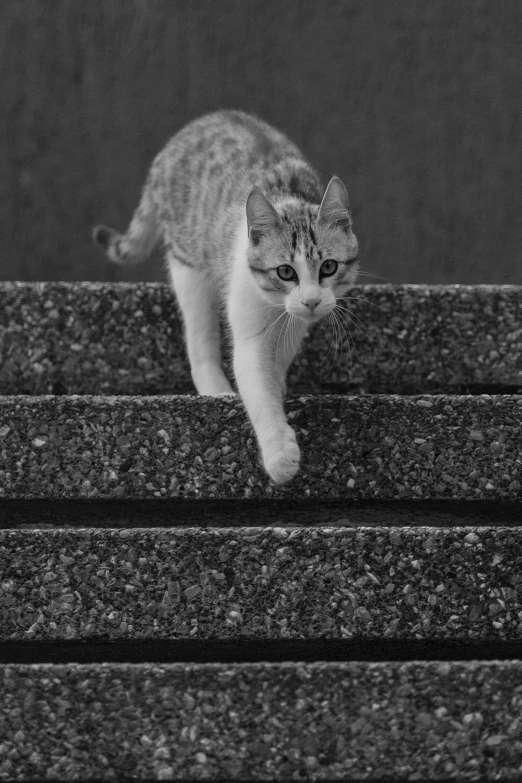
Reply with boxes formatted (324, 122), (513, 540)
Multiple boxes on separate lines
(246, 176), (359, 322)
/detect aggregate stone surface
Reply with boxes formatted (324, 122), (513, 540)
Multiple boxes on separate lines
(2, 661), (522, 779)
(0, 394), (521, 500)
(1, 526), (522, 641)
(2, 282), (522, 782)
(0, 282), (520, 395)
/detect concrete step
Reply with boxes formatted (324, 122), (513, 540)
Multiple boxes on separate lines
(1, 282), (521, 395)
(1, 526), (521, 642)
(2, 661), (522, 779)
(2, 282), (522, 780)
(0, 393), (520, 499)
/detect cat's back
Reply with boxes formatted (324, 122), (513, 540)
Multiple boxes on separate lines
(157, 109), (302, 180)
(150, 111), (318, 290)
(151, 111), (308, 231)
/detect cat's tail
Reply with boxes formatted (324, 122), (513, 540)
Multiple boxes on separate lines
(92, 182), (160, 265)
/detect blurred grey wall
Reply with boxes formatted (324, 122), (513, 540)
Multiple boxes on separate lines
(1, 0), (521, 284)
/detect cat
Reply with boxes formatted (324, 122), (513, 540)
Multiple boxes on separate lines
(93, 110), (359, 484)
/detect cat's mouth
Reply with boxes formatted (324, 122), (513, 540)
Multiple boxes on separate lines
(291, 310), (324, 322)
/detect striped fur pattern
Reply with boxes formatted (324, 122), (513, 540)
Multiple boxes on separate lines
(93, 110), (359, 483)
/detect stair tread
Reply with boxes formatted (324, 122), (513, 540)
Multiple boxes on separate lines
(2, 526), (521, 641)
(1, 394), (521, 499)
(1, 282), (521, 395)
(2, 283), (522, 779)
(1, 660), (521, 779)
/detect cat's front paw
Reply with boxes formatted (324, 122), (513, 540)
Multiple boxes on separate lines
(263, 426), (300, 484)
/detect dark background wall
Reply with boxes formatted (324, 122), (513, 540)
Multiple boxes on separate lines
(1, 0), (521, 284)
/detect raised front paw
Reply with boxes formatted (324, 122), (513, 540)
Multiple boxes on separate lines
(263, 426), (300, 484)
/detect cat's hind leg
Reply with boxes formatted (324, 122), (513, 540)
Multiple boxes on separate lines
(167, 256), (235, 396)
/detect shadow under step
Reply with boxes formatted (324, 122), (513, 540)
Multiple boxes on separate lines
(2, 498), (522, 529)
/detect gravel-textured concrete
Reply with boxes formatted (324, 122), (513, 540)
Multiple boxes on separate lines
(2, 660), (522, 779)
(1, 282), (520, 395)
(3, 284), (521, 782)
(1, 526), (522, 641)
(0, 394), (520, 500)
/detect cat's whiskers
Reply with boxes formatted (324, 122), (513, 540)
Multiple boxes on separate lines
(275, 311), (292, 365)
(340, 295), (387, 312)
(249, 303), (287, 333)
(331, 307), (355, 374)
(289, 315), (301, 370)
(336, 301), (388, 350)
(262, 309), (289, 361)
(333, 305), (360, 365)
(263, 310), (287, 336)
(356, 269), (389, 282)
(338, 310), (354, 375)
(326, 310), (344, 378)
(287, 315), (294, 367)
(283, 313), (292, 367)
(338, 308), (370, 359)
(334, 304), (370, 340)
(278, 313), (288, 366)
(324, 312), (341, 379)
(287, 314), (308, 380)
(249, 303), (285, 315)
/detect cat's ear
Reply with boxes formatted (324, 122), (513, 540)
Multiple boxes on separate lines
(318, 176), (352, 230)
(246, 188), (282, 244)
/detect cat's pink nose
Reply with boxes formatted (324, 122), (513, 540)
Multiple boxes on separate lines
(302, 297), (321, 313)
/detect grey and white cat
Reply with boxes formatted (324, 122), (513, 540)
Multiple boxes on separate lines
(93, 110), (359, 484)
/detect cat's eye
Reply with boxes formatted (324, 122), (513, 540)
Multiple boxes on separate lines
(277, 264), (297, 281)
(320, 259), (338, 277)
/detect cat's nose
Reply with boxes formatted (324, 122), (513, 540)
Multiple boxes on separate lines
(302, 296), (321, 313)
